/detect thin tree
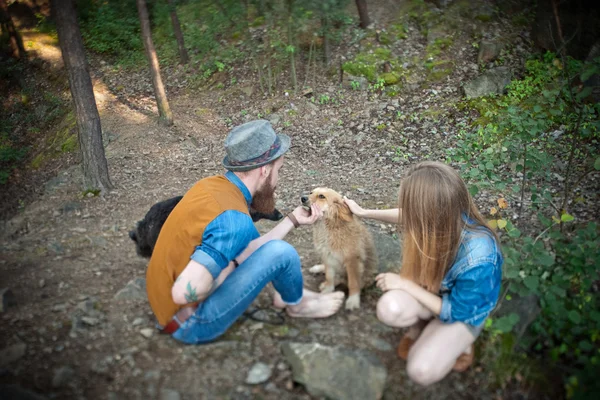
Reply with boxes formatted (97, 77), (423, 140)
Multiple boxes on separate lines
(137, 0), (173, 126)
(52, 0), (112, 192)
(355, 0), (370, 29)
(167, 0), (188, 64)
(0, 0), (26, 59)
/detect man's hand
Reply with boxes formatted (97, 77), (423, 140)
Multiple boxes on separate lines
(292, 204), (322, 225)
(343, 196), (366, 217)
(375, 272), (409, 292)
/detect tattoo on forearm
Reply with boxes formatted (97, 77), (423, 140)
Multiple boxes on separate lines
(184, 282), (198, 303)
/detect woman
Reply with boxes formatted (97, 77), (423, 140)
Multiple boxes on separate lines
(344, 161), (503, 386)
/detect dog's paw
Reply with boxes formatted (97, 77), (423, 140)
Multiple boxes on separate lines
(309, 264), (325, 274)
(319, 281), (335, 293)
(345, 294), (361, 310)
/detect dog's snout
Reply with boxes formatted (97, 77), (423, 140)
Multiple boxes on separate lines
(301, 195), (309, 204)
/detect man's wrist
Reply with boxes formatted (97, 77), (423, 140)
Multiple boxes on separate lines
(287, 212), (300, 228)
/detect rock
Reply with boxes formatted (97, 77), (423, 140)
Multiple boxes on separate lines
(132, 317), (145, 326)
(477, 40), (503, 64)
(140, 328), (154, 338)
(52, 366), (75, 388)
(368, 338), (393, 352)
(114, 277), (146, 301)
(0, 288), (16, 312)
(245, 362), (272, 385)
(1, 215), (29, 238)
(371, 230), (401, 273)
(81, 316), (100, 326)
(160, 389), (181, 400)
(268, 113), (281, 127)
(59, 201), (82, 214)
(462, 67), (512, 99)
(0, 342), (27, 369)
(281, 342), (387, 400)
(344, 74), (369, 91)
(495, 293), (541, 339)
(0, 385), (47, 400)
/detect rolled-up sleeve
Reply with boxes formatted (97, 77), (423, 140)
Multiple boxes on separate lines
(439, 261), (501, 327)
(190, 210), (259, 279)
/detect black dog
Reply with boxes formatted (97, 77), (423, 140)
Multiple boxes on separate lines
(129, 196), (283, 258)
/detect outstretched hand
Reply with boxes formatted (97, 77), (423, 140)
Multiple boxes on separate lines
(292, 204), (322, 225)
(343, 196), (365, 217)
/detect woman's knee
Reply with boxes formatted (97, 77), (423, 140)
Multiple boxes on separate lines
(406, 356), (444, 386)
(376, 290), (417, 326)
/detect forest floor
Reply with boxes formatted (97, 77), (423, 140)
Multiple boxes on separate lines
(1, 0), (560, 399)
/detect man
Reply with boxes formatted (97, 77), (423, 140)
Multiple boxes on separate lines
(146, 120), (344, 344)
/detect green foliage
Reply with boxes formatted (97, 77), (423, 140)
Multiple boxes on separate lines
(77, 0), (144, 66)
(448, 52), (600, 397)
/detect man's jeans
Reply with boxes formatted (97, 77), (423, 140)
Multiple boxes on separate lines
(172, 240), (303, 344)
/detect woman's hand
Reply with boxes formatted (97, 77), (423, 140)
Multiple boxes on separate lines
(375, 273), (409, 292)
(292, 204), (322, 225)
(343, 196), (366, 217)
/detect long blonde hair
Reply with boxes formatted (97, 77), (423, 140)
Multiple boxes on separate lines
(398, 161), (499, 293)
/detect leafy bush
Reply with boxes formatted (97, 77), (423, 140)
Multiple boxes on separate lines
(448, 52), (600, 397)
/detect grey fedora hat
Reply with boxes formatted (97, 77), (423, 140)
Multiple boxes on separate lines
(222, 120), (291, 171)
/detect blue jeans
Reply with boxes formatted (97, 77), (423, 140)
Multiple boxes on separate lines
(172, 240), (303, 344)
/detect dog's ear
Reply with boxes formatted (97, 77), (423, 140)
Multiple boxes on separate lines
(334, 199), (353, 222)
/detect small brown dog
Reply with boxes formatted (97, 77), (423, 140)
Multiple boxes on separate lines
(301, 188), (377, 310)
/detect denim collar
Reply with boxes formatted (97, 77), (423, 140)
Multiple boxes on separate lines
(225, 171), (252, 206)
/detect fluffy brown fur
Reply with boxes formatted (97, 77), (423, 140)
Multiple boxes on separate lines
(303, 188), (377, 310)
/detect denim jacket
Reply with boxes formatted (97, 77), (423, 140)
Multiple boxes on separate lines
(439, 225), (503, 328)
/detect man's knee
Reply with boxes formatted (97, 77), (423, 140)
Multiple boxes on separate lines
(406, 357), (443, 386)
(261, 240), (299, 262)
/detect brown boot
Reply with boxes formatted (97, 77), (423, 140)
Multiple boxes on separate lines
(396, 334), (415, 360)
(452, 345), (474, 372)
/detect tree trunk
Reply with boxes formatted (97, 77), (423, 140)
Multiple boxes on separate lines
(355, 0), (370, 29)
(321, 16), (331, 67)
(167, 0), (188, 64)
(0, 0), (26, 59)
(52, 0), (112, 193)
(287, 0), (297, 92)
(137, 0), (173, 126)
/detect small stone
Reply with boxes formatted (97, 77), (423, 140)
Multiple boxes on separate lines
(114, 278), (147, 301)
(0, 288), (16, 312)
(159, 388), (181, 400)
(39, 279), (46, 288)
(140, 328), (154, 338)
(132, 317), (145, 326)
(81, 316), (100, 326)
(52, 366), (75, 388)
(52, 303), (68, 313)
(368, 338), (393, 352)
(245, 362), (272, 385)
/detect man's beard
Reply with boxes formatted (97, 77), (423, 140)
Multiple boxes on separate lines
(251, 178), (276, 214)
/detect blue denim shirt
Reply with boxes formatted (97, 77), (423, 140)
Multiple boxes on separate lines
(439, 225), (503, 328)
(189, 171), (260, 279)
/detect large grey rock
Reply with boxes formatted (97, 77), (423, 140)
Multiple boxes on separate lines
(463, 67), (512, 98)
(0, 288), (17, 312)
(114, 277), (146, 301)
(281, 342), (387, 400)
(477, 40), (503, 64)
(495, 293), (541, 339)
(372, 231), (401, 273)
(344, 74), (369, 91)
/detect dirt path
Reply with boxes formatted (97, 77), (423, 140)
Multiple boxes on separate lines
(1, 1), (541, 399)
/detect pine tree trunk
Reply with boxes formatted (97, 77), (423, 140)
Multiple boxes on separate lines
(137, 0), (174, 126)
(0, 0), (26, 59)
(52, 0), (112, 192)
(355, 0), (370, 29)
(287, 0), (297, 92)
(167, 0), (189, 64)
